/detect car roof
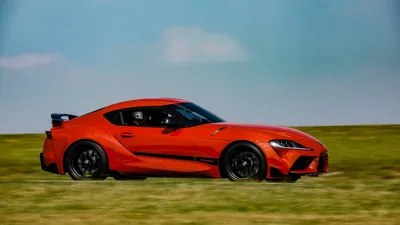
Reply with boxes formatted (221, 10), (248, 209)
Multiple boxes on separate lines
(71, 98), (189, 123)
(72, 98), (189, 123)
(104, 98), (189, 112)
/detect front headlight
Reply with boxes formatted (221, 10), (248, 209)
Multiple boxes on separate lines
(269, 140), (312, 150)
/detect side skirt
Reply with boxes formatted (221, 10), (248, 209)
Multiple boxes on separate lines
(133, 152), (219, 166)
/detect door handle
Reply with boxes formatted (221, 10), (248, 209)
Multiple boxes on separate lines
(120, 132), (134, 138)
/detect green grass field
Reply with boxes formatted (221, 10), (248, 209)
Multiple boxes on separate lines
(1, 125), (400, 224)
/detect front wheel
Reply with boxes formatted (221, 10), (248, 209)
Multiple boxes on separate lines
(65, 141), (108, 180)
(223, 142), (266, 182)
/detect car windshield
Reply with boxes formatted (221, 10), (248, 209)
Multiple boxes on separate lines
(166, 102), (225, 126)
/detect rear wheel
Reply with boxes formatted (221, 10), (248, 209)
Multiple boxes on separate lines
(65, 141), (108, 180)
(223, 142), (266, 182)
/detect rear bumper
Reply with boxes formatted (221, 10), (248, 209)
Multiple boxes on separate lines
(40, 153), (59, 174)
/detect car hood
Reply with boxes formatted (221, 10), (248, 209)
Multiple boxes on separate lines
(202, 122), (320, 142)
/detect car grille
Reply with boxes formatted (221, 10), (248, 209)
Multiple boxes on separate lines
(318, 153), (328, 172)
(290, 156), (315, 171)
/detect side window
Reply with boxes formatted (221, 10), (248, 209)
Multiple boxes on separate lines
(104, 111), (122, 125)
(121, 108), (172, 127)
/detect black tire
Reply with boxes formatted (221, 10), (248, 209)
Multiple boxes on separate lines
(65, 141), (108, 180)
(222, 142), (267, 182)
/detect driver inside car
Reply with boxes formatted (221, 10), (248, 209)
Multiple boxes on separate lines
(132, 111), (148, 126)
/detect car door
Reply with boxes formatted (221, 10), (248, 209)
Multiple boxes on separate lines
(112, 106), (196, 173)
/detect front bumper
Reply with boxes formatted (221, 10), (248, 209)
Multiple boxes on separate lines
(257, 142), (329, 179)
(272, 152), (328, 178)
(40, 153), (59, 174)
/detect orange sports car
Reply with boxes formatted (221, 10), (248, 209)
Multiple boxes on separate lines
(40, 98), (328, 182)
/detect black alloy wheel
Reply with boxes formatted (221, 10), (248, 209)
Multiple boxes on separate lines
(223, 142), (266, 182)
(66, 141), (108, 180)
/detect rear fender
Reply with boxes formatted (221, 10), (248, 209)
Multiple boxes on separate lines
(55, 131), (115, 175)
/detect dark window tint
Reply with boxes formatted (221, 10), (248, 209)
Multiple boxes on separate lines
(120, 108), (172, 127)
(104, 111), (122, 125)
(166, 102), (225, 126)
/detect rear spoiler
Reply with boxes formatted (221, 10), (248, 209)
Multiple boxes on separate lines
(51, 113), (78, 127)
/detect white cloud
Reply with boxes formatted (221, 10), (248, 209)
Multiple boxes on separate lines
(0, 53), (60, 71)
(162, 26), (250, 64)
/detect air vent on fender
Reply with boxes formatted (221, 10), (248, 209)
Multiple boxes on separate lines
(211, 126), (227, 136)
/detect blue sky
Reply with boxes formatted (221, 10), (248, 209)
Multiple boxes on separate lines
(0, 0), (399, 133)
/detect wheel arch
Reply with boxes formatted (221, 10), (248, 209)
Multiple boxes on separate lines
(218, 140), (267, 178)
(62, 139), (109, 173)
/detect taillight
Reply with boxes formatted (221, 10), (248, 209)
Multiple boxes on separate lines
(45, 131), (52, 139)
